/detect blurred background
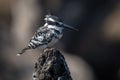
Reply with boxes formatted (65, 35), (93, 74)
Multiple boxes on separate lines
(0, 0), (120, 80)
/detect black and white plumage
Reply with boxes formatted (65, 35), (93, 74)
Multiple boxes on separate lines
(17, 14), (78, 56)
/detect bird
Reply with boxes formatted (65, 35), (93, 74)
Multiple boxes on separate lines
(17, 13), (78, 56)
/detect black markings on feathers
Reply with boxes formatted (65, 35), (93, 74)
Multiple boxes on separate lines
(28, 27), (60, 49)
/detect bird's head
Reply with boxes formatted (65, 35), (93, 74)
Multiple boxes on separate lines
(44, 14), (62, 24)
(44, 14), (78, 31)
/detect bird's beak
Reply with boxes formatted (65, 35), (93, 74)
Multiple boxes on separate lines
(61, 23), (79, 31)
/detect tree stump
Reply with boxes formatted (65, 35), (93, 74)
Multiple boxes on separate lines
(32, 48), (72, 80)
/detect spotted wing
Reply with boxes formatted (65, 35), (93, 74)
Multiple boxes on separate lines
(36, 26), (55, 43)
(28, 27), (55, 48)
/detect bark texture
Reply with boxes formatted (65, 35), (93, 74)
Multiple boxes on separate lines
(33, 48), (72, 80)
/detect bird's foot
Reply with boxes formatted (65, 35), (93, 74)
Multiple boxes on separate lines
(44, 47), (54, 53)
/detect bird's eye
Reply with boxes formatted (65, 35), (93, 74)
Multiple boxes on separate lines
(47, 21), (55, 25)
(55, 22), (59, 25)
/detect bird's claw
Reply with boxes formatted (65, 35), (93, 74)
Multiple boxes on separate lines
(44, 47), (54, 53)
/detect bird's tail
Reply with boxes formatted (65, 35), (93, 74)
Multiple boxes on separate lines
(17, 46), (31, 56)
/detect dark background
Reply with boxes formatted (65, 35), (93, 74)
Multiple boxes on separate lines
(0, 0), (120, 80)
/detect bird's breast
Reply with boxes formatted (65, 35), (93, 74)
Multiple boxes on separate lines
(47, 33), (63, 47)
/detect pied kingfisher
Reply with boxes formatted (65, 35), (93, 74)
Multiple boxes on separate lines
(17, 14), (78, 56)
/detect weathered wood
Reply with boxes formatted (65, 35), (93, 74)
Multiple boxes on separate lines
(32, 48), (72, 80)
